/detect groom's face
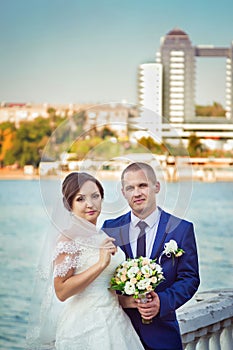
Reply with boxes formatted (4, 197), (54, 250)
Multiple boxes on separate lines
(121, 169), (160, 219)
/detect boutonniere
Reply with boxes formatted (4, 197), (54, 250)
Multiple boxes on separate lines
(158, 239), (185, 265)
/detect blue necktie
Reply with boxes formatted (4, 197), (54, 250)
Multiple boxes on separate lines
(136, 221), (147, 258)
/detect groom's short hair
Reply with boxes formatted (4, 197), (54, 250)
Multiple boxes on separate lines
(121, 162), (157, 184)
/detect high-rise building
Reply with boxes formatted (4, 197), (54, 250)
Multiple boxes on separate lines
(226, 49), (233, 120)
(159, 28), (195, 123)
(139, 63), (163, 116)
(138, 63), (163, 141)
(139, 27), (233, 123)
(137, 28), (233, 149)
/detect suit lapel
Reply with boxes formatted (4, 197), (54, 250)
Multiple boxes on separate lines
(118, 212), (134, 259)
(120, 224), (133, 259)
(150, 209), (170, 260)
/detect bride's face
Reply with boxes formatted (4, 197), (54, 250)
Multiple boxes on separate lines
(71, 180), (102, 225)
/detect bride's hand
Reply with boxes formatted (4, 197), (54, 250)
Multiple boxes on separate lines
(98, 237), (117, 268)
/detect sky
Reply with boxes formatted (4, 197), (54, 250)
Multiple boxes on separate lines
(0, 0), (233, 106)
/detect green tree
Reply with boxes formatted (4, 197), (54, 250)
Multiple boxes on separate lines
(195, 102), (226, 117)
(100, 126), (116, 139)
(187, 133), (205, 156)
(138, 136), (165, 154)
(0, 122), (16, 166)
(0, 122), (15, 152)
(5, 117), (52, 167)
(3, 109), (87, 167)
(69, 137), (103, 160)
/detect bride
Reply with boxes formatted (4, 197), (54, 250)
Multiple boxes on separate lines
(26, 171), (144, 350)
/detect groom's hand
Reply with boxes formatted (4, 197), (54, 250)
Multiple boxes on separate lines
(135, 291), (160, 320)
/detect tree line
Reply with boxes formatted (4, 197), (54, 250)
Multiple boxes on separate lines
(0, 106), (231, 168)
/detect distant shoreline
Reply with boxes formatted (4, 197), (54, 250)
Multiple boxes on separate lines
(0, 169), (39, 180)
(0, 167), (233, 182)
(0, 169), (121, 181)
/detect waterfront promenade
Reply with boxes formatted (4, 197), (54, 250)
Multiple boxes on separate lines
(0, 160), (233, 182)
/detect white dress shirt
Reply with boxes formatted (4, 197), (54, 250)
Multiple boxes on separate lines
(129, 208), (161, 258)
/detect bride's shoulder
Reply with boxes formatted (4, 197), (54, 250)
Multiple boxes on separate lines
(53, 232), (81, 259)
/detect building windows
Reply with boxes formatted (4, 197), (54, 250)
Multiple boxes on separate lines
(170, 87), (184, 92)
(170, 111), (184, 116)
(170, 56), (185, 63)
(170, 99), (184, 105)
(170, 105), (184, 111)
(170, 93), (184, 98)
(170, 68), (185, 74)
(170, 50), (185, 56)
(170, 63), (184, 68)
(170, 75), (184, 81)
(170, 81), (184, 86)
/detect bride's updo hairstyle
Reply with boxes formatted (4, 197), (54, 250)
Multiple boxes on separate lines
(62, 172), (104, 212)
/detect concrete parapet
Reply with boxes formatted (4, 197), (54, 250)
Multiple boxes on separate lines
(177, 289), (233, 349)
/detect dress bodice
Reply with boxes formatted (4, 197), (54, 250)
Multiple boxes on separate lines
(54, 231), (144, 350)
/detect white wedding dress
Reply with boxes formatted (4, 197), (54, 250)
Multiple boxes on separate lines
(54, 231), (144, 350)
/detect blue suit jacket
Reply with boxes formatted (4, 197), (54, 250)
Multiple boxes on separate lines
(102, 209), (200, 350)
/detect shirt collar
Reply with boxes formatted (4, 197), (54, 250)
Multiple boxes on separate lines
(131, 208), (161, 229)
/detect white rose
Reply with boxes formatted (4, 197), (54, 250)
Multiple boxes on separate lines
(158, 273), (164, 281)
(136, 278), (151, 290)
(150, 262), (156, 269)
(155, 264), (163, 273)
(141, 265), (153, 276)
(127, 266), (140, 278)
(164, 239), (178, 254)
(124, 281), (136, 295)
(126, 260), (134, 267)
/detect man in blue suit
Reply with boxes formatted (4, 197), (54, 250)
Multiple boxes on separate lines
(102, 162), (200, 350)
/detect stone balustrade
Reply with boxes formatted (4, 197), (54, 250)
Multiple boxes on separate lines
(177, 289), (233, 349)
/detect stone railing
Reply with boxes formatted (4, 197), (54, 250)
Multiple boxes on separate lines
(177, 289), (233, 350)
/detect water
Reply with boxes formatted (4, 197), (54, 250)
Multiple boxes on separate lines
(0, 179), (233, 349)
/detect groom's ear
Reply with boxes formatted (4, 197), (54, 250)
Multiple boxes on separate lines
(154, 181), (160, 194)
(121, 185), (128, 199)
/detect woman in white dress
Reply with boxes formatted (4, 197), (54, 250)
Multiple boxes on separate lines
(27, 171), (144, 350)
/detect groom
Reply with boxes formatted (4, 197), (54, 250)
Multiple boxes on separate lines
(102, 162), (200, 350)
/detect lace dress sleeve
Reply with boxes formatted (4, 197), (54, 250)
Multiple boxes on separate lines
(53, 238), (82, 277)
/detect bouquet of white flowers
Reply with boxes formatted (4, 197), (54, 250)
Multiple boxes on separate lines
(110, 256), (165, 323)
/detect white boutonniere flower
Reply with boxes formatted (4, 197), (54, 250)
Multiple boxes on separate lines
(159, 239), (185, 264)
